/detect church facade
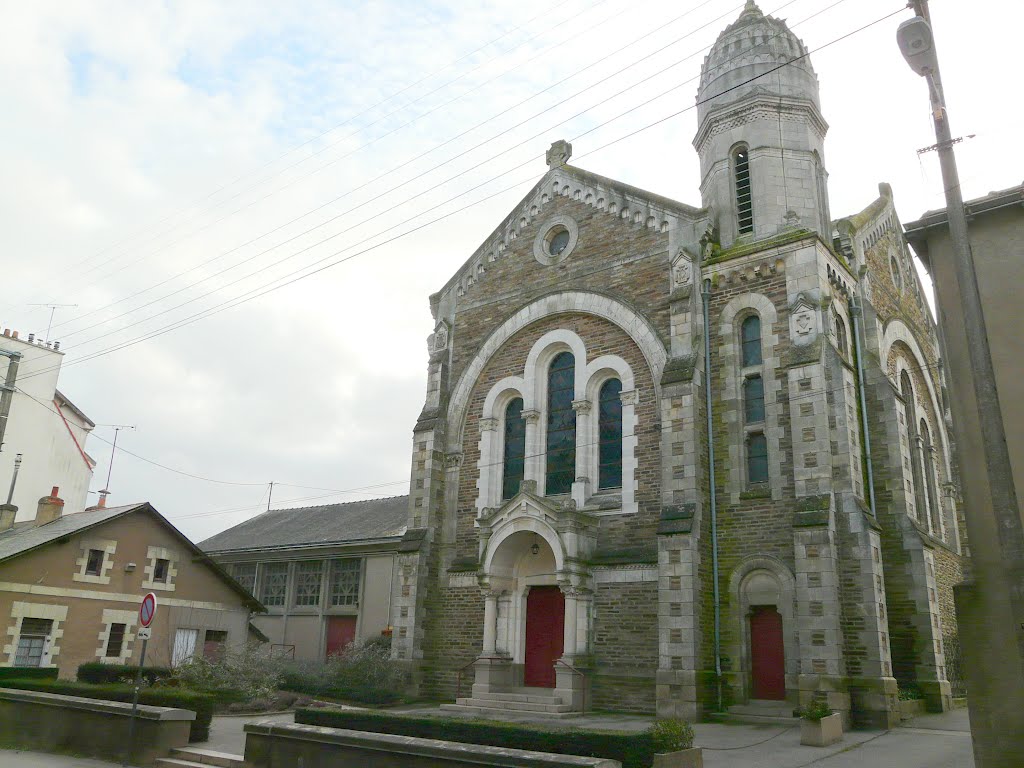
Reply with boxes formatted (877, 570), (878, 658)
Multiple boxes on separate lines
(388, 2), (964, 728)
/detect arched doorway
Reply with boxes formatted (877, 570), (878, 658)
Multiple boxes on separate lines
(524, 586), (564, 687)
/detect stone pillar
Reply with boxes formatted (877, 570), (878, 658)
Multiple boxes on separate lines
(571, 400), (592, 508)
(482, 590), (499, 655)
(522, 409), (542, 487)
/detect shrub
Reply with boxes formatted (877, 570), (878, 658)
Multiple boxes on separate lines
(648, 719), (695, 752)
(795, 699), (834, 722)
(295, 708), (657, 768)
(173, 642), (282, 704)
(0, 678), (215, 742)
(281, 636), (404, 705)
(0, 667), (58, 681)
(898, 685), (924, 701)
(77, 663), (173, 687)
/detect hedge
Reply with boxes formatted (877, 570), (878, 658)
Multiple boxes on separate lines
(295, 708), (657, 768)
(0, 667), (58, 681)
(77, 662), (174, 687)
(0, 678), (214, 742)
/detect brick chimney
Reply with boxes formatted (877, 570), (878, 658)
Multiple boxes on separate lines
(35, 487), (64, 526)
(0, 503), (16, 531)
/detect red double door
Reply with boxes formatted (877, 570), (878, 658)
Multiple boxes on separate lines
(750, 606), (786, 700)
(524, 586), (565, 688)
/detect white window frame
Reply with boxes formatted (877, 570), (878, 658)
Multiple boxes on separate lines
(171, 628), (199, 667)
(3, 602), (68, 668)
(73, 539), (116, 584)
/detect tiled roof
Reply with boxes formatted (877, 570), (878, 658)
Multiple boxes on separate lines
(198, 495), (409, 553)
(0, 504), (139, 563)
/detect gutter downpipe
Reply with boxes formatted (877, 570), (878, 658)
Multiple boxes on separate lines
(849, 290), (877, 516)
(702, 278), (723, 711)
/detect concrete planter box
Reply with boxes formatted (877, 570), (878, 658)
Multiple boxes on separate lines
(0, 687), (194, 766)
(800, 713), (843, 747)
(898, 699), (926, 720)
(652, 747), (703, 767)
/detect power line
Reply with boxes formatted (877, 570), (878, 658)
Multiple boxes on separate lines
(0, 0), (586, 312)
(42, 0), (732, 340)
(13, 0), (847, 379)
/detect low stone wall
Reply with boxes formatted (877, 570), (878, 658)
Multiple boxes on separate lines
(0, 687), (194, 766)
(244, 721), (622, 768)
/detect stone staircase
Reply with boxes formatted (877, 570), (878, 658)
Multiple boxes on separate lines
(441, 686), (580, 719)
(155, 746), (249, 768)
(709, 699), (799, 726)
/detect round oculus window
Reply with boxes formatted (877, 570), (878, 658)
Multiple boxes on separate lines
(548, 227), (571, 257)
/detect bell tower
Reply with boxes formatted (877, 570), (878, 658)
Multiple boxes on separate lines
(693, 1), (831, 249)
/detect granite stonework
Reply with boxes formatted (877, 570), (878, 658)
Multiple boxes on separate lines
(391, 2), (963, 727)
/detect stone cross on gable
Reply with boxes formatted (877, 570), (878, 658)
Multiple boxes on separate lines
(546, 140), (573, 168)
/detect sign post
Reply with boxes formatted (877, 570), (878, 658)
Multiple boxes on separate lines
(123, 593), (157, 767)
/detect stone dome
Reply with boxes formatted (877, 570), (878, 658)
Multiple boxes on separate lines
(696, 1), (820, 124)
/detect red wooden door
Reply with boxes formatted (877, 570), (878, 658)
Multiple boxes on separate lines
(750, 606), (786, 700)
(524, 586), (564, 688)
(326, 616), (357, 658)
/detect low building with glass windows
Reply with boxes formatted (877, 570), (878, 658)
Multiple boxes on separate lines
(0, 490), (261, 677)
(388, 1), (967, 730)
(199, 496), (409, 662)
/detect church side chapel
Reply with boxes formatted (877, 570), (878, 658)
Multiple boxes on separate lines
(388, 2), (964, 728)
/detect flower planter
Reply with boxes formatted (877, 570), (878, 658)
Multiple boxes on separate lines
(652, 746), (703, 768)
(800, 712), (843, 747)
(898, 698), (926, 721)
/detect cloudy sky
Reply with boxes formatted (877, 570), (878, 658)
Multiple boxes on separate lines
(1, 0), (1019, 542)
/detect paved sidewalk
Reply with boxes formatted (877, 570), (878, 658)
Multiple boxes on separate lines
(1, 707), (973, 767)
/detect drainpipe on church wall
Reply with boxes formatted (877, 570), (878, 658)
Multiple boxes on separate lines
(702, 279), (723, 711)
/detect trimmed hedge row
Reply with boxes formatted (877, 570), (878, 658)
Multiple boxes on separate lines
(295, 708), (657, 768)
(0, 667), (58, 681)
(77, 662), (174, 687)
(0, 678), (214, 742)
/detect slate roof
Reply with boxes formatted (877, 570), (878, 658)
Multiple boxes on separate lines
(199, 495), (409, 554)
(0, 502), (264, 610)
(0, 504), (138, 563)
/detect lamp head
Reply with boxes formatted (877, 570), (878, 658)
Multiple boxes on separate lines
(897, 16), (937, 77)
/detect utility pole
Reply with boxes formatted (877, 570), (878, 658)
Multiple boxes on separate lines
(899, 4), (1024, 765)
(29, 303), (77, 342)
(0, 349), (22, 454)
(97, 425), (135, 507)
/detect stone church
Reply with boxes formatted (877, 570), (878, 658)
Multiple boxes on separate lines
(388, 2), (965, 728)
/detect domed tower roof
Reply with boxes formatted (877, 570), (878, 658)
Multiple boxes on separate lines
(696, 1), (819, 125)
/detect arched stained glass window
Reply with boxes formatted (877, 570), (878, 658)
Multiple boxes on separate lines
(921, 418), (941, 534)
(598, 379), (623, 490)
(734, 147), (754, 234)
(747, 432), (768, 484)
(834, 311), (849, 357)
(744, 375), (765, 424)
(546, 352), (576, 495)
(502, 398), (525, 500)
(741, 315), (762, 367)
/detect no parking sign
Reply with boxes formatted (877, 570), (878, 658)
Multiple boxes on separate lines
(139, 592), (157, 627)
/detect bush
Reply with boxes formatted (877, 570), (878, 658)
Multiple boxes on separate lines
(0, 678), (215, 742)
(648, 719), (695, 752)
(281, 636), (404, 705)
(0, 667), (58, 681)
(173, 642), (282, 705)
(898, 685), (924, 701)
(295, 708), (657, 768)
(795, 699), (834, 722)
(77, 663), (173, 687)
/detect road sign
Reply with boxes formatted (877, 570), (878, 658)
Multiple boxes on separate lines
(139, 592), (157, 628)
(137, 627), (151, 640)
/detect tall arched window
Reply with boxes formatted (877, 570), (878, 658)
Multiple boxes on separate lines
(546, 352), (576, 495)
(920, 418), (941, 535)
(734, 146), (754, 234)
(502, 398), (526, 500)
(741, 315), (762, 367)
(900, 371), (927, 523)
(598, 379), (623, 490)
(833, 310), (848, 357)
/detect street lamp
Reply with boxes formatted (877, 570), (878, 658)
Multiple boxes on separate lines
(898, 4), (1024, 765)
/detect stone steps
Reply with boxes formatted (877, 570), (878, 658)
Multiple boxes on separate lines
(440, 702), (582, 719)
(155, 747), (249, 768)
(475, 689), (566, 705)
(440, 686), (580, 718)
(708, 700), (799, 727)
